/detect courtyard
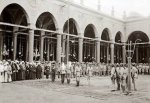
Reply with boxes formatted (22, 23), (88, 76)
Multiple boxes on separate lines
(0, 75), (150, 103)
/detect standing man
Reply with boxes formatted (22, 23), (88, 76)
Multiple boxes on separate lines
(45, 63), (51, 79)
(110, 64), (116, 91)
(66, 62), (71, 84)
(116, 64), (121, 91)
(131, 63), (138, 91)
(75, 63), (81, 86)
(0, 61), (4, 83)
(60, 62), (66, 84)
(36, 62), (42, 79)
(51, 63), (56, 82)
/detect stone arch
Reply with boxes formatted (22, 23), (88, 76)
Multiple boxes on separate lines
(1, 3), (30, 25)
(0, 3), (30, 61)
(63, 18), (80, 35)
(101, 28), (110, 41)
(84, 24), (98, 38)
(115, 31), (123, 42)
(36, 12), (58, 30)
(114, 31), (123, 63)
(35, 12), (58, 61)
(127, 31), (149, 42)
(127, 31), (149, 63)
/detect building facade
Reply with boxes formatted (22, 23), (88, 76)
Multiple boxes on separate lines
(0, 0), (150, 64)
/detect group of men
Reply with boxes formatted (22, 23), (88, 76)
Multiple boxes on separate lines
(0, 60), (44, 83)
(0, 60), (141, 91)
(110, 63), (138, 93)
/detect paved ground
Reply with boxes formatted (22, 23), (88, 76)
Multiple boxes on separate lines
(0, 75), (150, 103)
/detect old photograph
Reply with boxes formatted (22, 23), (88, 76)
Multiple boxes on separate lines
(0, 0), (150, 103)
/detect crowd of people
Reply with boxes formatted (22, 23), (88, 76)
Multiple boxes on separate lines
(0, 60), (149, 90)
(0, 61), (112, 85)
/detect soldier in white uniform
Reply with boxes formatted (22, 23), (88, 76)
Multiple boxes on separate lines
(120, 64), (128, 93)
(110, 64), (116, 91)
(75, 63), (81, 86)
(131, 64), (138, 91)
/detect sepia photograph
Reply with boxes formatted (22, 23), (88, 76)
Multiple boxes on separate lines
(0, 0), (150, 103)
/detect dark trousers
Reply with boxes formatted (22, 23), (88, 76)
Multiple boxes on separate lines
(61, 74), (65, 84)
(116, 77), (120, 90)
(46, 75), (49, 79)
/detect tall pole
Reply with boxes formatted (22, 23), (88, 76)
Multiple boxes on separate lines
(127, 41), (132, 91)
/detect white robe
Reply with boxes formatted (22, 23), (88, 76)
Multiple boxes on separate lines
(0, 65), (4, 83)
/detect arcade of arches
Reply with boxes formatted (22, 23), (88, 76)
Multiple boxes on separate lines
(0, 4), (150, 64)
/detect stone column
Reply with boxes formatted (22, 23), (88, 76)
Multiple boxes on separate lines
(28, 24), (34, 63)
(66, 35), (70, 63)
(13, 27), (18, 61)
(107, 46), (109, 64)
(0, 28), (3, 60)
(96, 41), (100, 63)
(78, 37), (83, 63)
(62, 35), (66, 62)
(40, 31), (44, 62)
(122, 45), (126, 63)
(26, 37), (29, 61)
(110, 44), (114, 64)
(57, 34), (61, 63)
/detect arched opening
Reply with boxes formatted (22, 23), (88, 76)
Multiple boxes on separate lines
(83, 24), (96, 62)
(35, 12), (57, 61)
(63, 18), (79, 62)
(127, 31), (149, 63)
(1, 3), (28, 61)
(100, 28), (110, 63)
(115, 31), (123, 63)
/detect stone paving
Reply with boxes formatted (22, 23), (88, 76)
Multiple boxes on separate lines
(0, 75), (150, 103)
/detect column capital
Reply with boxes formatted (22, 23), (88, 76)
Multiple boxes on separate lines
(28, 23), (36, 30)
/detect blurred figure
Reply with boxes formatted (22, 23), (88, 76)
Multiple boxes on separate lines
(51, 63), (56, 82)
(0, 61), (4, 83)
(131, 63), (138, 91)
(110, 64), (116, 91)
(60, 62), (66, 84)
(66, 62), (71, 84)
(44, 63), (51, 79)
(36, 62), (42, 79)
(75, 63), (81, 86)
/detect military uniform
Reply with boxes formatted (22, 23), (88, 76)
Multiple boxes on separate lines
(60, 63), (66, 84)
